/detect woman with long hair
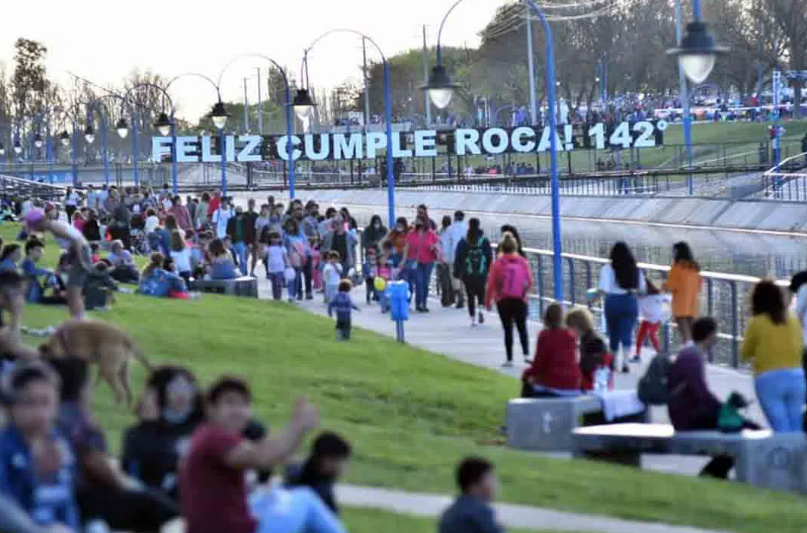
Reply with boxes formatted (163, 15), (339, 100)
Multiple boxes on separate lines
(485, 234), (533, 366)
(664, 241), (702, 345)
(742, 280), (805, 432)
(401, 215), (440, 312)
(454, 218), (493, 326)
(599, 242), (646, 373)
(499, 224), (526, 257)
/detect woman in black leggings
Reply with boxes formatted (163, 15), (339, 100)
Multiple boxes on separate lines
(485, 234), (534, 366)
(454, 218), (493, 327)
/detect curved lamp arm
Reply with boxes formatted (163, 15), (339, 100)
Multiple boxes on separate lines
(167, 72), (222, 102)
(123, 82), (176, 118)
(301, 29), (387, 89)
(436, 0), (467, 65)
(218, 54), (289, 97)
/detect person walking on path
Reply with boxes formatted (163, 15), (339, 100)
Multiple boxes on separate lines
(447, 211), (468, 309)
(322, 215), (358, 277)
(599, 242), (646, 374)
(437, 215), (456, 307)
(663, 242), (702, 345)
(361, 215), (387, 257)
(485, 235), (533, 366)
(634, 280), (668, 362)
(742, 280), (805, 432)
(169, 196), (193, 232)
(439, 457), (503, 533)
(499, 224), (526, 257)
(401, 216), (440, 313)
(454, 218), (492, 327)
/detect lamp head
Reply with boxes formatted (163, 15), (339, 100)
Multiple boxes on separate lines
(209, 101), (230, 131)
(59, 131), (71, 147)
(421, 64), (460, 110)
(154, 112), (173, 137)
(0, 143), (5, 156)
(33, 134), (44, 149)
(115, 118), (129, 139)
(13, 139), (22, 154)
(667, 21), (728, 85)
(84, 124), (95, 144)
(292, 89), (316, 121)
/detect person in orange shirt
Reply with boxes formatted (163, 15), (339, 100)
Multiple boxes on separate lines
(663, 242), (702, 345)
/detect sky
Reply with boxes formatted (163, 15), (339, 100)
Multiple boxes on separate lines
(0, 0), (501, 121)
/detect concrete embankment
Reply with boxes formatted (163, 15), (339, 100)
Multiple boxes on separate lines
(264, 188), (807, 234)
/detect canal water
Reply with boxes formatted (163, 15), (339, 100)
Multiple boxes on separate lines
(338, 205), (807, 279)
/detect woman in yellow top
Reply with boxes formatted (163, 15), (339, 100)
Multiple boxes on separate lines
(663, 242), (702, 344)
(741, 280), (805, 432)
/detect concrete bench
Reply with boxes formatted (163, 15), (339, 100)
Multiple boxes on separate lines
(506, 394), (648, 452)
(572, 423), (807, 493)
(191, 276), (258, 298)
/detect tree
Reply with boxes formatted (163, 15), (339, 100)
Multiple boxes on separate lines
(759, 0), (807, 116)
(11, 38), (48, 120)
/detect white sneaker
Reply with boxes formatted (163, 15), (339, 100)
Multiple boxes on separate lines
(471, 316), (478, 327)
(502, 361), (514, 368)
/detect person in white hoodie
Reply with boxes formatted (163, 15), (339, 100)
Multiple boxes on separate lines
(212, 198), (234, 240)
(446, 211), (468, 308)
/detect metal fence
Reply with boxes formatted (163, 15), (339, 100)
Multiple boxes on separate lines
(354, 233), (782, 371)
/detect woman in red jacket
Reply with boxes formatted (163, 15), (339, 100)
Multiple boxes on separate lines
(522, 303), (582, 398)
(485, 234), (533, 366)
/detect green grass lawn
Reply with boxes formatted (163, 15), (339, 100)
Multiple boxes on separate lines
(342, 507), (587, 533)
(5, 224), (805, 533)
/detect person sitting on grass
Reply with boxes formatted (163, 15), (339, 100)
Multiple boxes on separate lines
(439, 457), (503, 533)
(285, 431), (352, 515)
(328, 279), (359, 341)
(47, 357), (179, 533)
(105, 239), (139, 284)
(208, 238), (238, 280)
(521, 303), (581, 398)
(0, 244), (21, 272)
(138, 253), (187, 298)
(122, 367), (272, 504)
(20, 239), (66, 306)
(0, 362), (81, 532)
(179, 378), (320, 533)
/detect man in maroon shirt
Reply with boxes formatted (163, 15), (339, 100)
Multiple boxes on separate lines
(179, 378), (319, 533)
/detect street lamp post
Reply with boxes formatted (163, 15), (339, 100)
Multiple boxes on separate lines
(167, 72), (228, 196)
(297, 30), (395, 226)
(123, 83), (177, 193)
(424, 0), (564, 302)
(53, 107), (80, 185)
(81, 89), (139, 187)
(668, 0), (728, 196)
(217, 56), (291, 198)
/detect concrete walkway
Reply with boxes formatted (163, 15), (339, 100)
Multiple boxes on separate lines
(337, 484), (735, 533)
(254, 277), (760, 477)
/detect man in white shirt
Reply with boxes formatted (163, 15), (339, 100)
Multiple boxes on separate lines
(212, 198), (234, 240)
(446, 211), (468, 308)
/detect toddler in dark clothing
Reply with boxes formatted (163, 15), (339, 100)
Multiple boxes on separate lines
(327, 279), (359, 341)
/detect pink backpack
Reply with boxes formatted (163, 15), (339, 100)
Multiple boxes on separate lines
(499, 258), (529, 300)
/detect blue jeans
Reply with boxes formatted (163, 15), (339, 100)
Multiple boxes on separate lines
(233, 242), (248, 276)
(604, 293), (638, 355)
(287, 268), (301, 299)
(414, 262), (435, 308)
(755, 368), (806, 432)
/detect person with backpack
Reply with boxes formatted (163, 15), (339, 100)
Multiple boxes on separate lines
(599, 242), (647, 374)
(454, 218), (492, 327)
(667, 317), (760, 478)
(485, 235), (533, 366)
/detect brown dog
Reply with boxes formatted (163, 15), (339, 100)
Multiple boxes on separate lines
(39, 319), (152, 405)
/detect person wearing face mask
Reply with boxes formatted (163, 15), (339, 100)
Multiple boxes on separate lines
(302, 203), (320, 241)
(401, 216), (440, 313)
(381, 217), (409, 268)
(361, 215), (387, 257)
(317, 208), (338, 240)
(321, 215), (358, 275)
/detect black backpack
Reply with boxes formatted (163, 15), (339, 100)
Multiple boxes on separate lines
(465, 238), (487, 276)
(638, 353), (673, 405)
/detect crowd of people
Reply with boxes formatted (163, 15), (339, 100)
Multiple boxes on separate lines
(0, 181), (806, 533)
